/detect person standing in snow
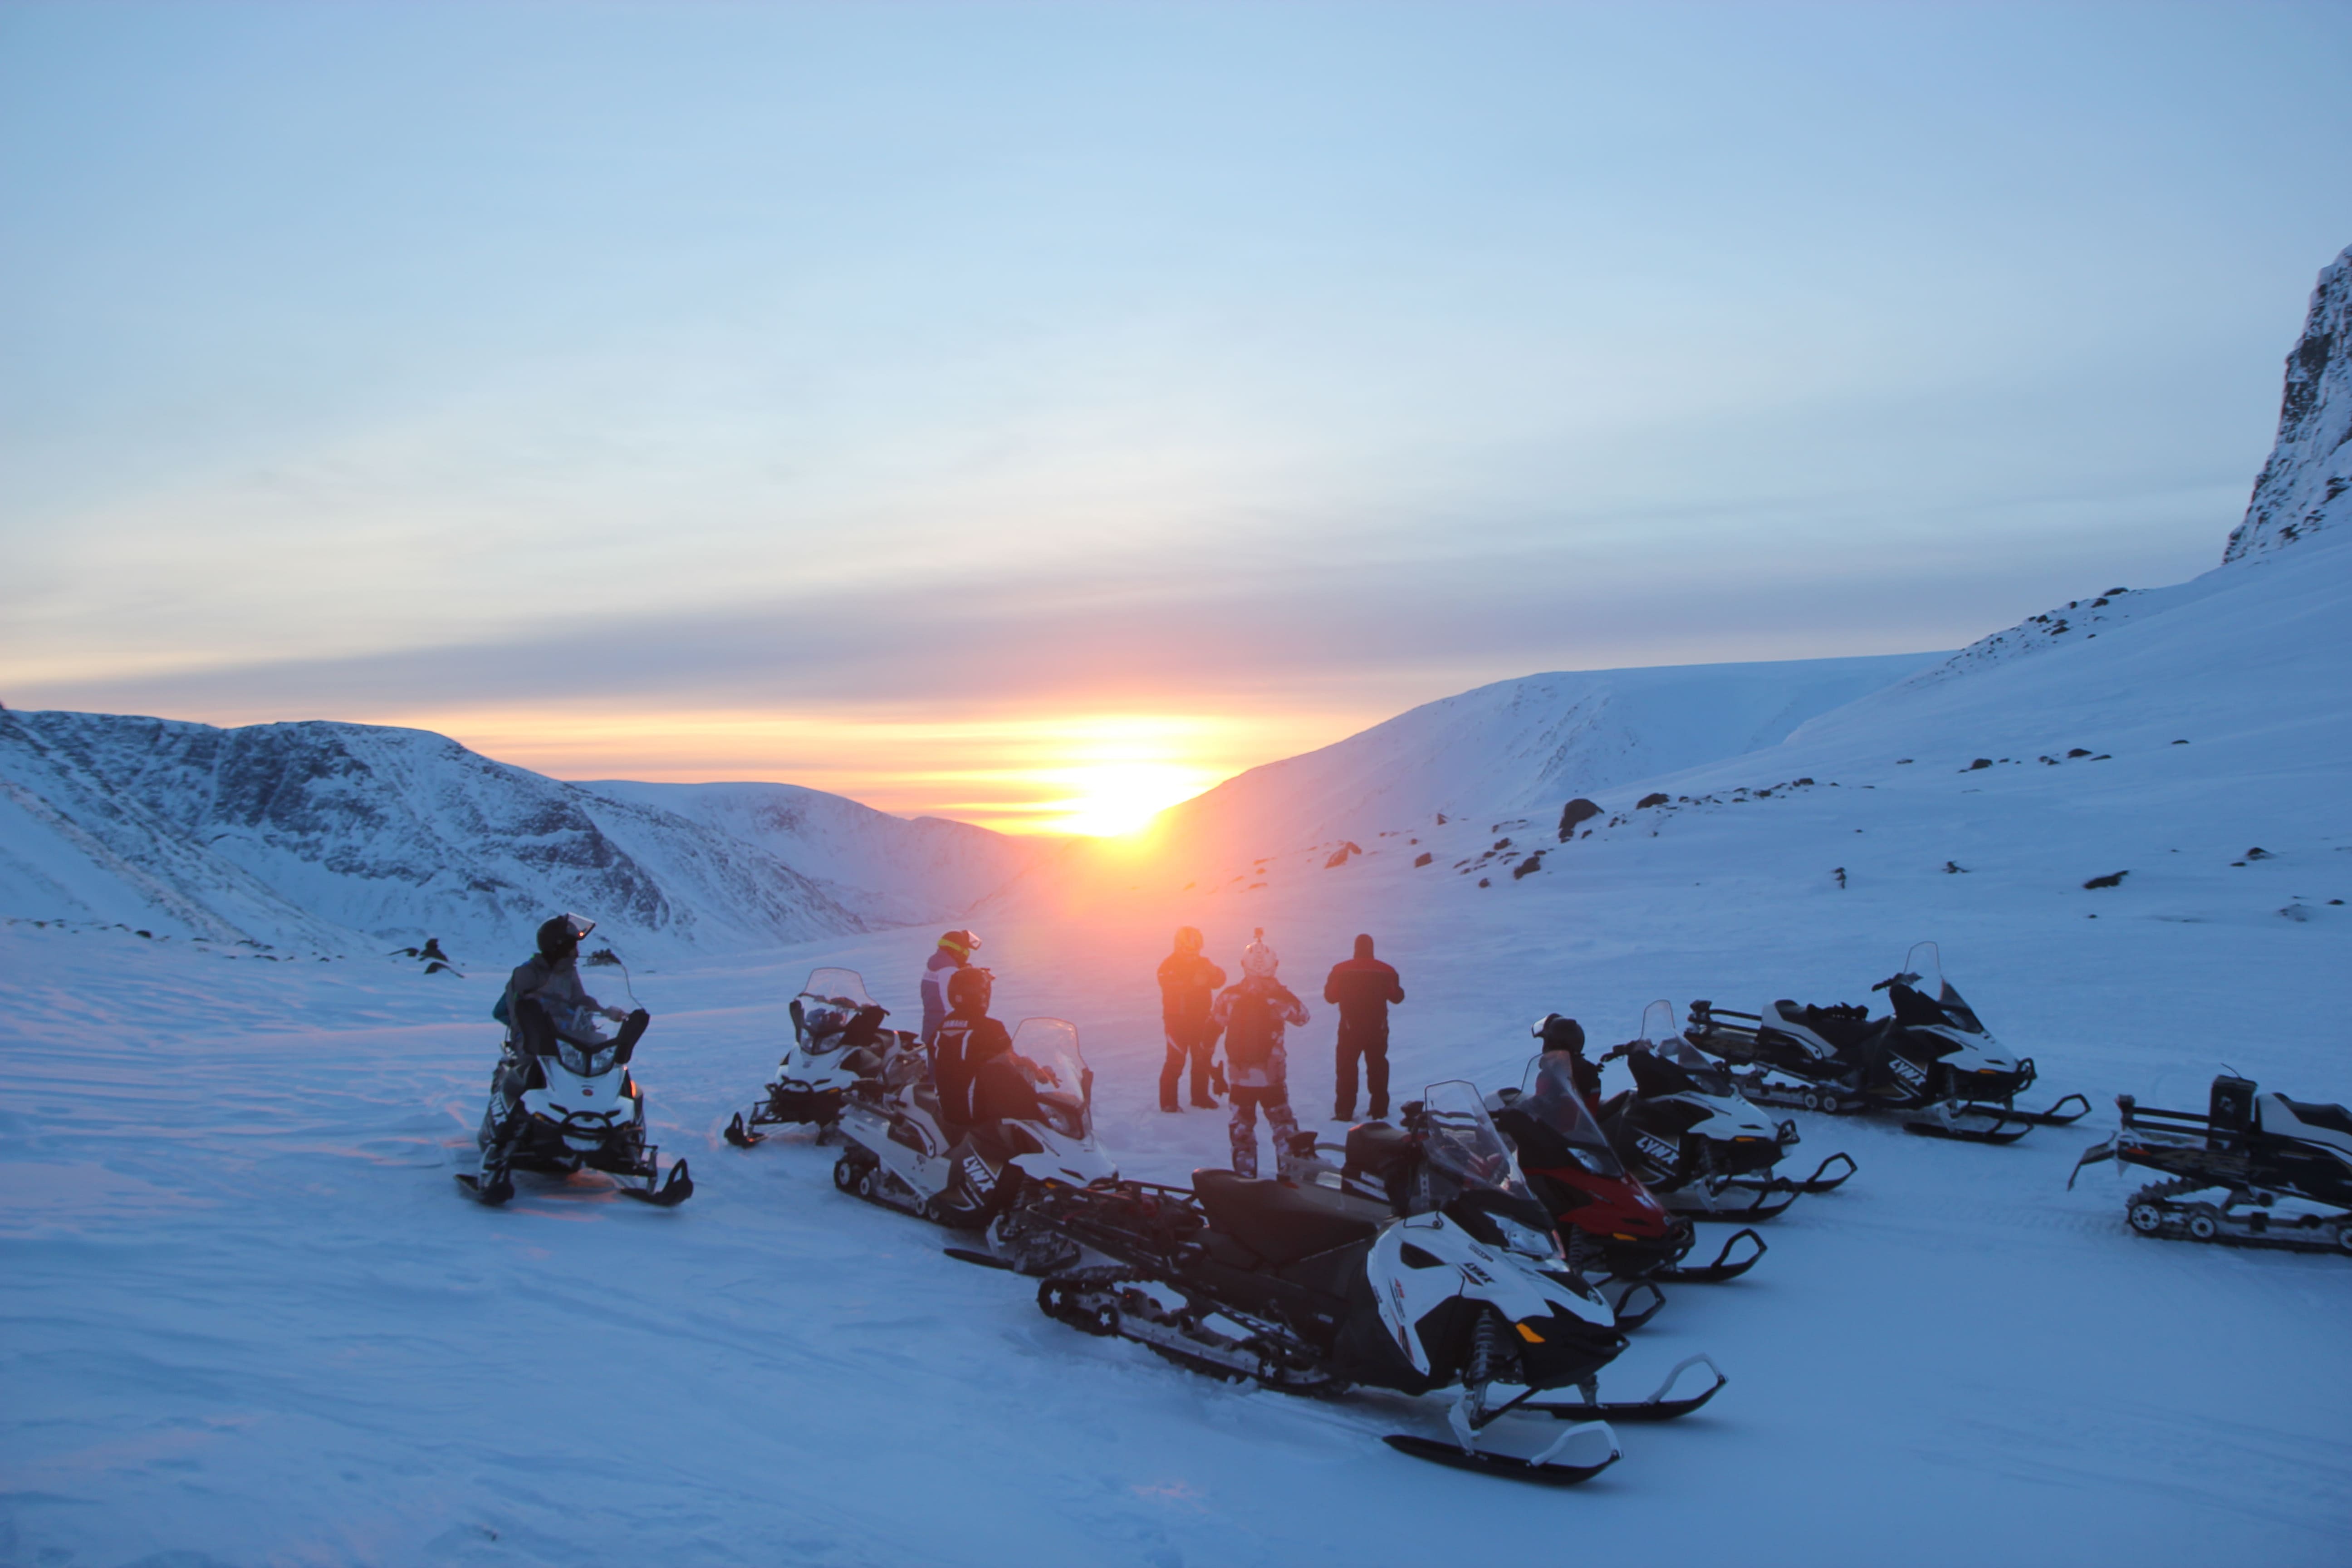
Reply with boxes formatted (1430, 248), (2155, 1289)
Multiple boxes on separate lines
(1156, 926), (1226, 1112)
(1533, 1013), (1602, 1107)
(919, 929), (981, 1047)
(1323, 933), (1405, 1122)
(1210, 930), (1310, 1179)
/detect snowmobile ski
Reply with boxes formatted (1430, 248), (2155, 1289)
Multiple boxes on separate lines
(1524, 1353), (1727, 1423)
(1651, 1226), (1765, 1284)
(453, 1172), (511, 1206)
(1986, 1092), (2093, 1127)
(1902, 1104), (2032, 1144)
(943, 1246), (1017, 1271)
(1381, 1433), (1618, 1486)
(722, 1112), (762, 1147)
(617, 1159), (694, 1206)
(1605, 1281), (1665, 1332)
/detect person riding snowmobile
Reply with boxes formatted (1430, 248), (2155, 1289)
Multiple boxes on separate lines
(475, 913), (636, 1200)
(920, 929), (981, 1047)
(1324, 932), (1404, 1122)
(932, 966), (1045, 1129)
(1210, 930), (1310, 1178)
(1156, 926), (1226, 1112)
(1534, 1013), (1601, 1107)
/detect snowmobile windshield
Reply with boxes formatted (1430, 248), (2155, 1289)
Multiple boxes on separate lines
(1637, 1034), (1738, 1097)
(799, 968), (876, 1010)
(1013, 1017), (1090, 1140)
(1420, 1079), (1532, 1199)
(1515, 1055), (1627, 1177)
(1630, 1000), (1736, 1093)
(1885, 943), (1987, 1037)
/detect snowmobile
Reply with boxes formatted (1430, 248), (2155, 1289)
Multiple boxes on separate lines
(725, 968), (916, 1146)
(457, 999), (693, 1207)
(2069, 1075), (2352, 1254)
(832, 1016), (1115, 1251)
(1017, 1080), (1725, 1485)
(1593, 1001), (1856, 1220)
(1683, 942), (2090, 1143)
(1487, 1055), (1764, 1313)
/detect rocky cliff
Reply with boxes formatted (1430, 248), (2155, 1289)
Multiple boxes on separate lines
(2224, 244), (2352, 563)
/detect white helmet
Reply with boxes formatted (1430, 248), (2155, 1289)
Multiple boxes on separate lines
(1240, 927), (1279, 979)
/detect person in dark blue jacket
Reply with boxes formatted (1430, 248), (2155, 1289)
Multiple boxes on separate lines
(1323, 933), (1404, 1121)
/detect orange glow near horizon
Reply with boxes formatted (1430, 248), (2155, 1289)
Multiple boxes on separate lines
(333, 703), (1340, 837)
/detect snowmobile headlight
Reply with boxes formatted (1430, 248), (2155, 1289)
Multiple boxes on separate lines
(1491, 1212), (1563, 1261)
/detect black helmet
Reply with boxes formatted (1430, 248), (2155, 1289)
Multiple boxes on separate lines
(946, 965), (995, 1015)
(1532, 1012), (1585, 1054)
(537, 912), (595, 961)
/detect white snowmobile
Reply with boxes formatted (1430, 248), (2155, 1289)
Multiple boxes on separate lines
(1017, 1080), (1724, 1485)
(1685, 942), (2089, 1143)
(1595, 1000), (1856, 1220)
(458, 1000), (693, 1207)
(2070, 1074), (2352, 1254)
(725, 968), (916, 1146)
(833, 1016), (1115, 1256)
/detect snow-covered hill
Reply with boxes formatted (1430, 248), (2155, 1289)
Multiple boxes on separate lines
(0, 714), (1031, 958)
(581, 779), (1041, 929)
(1149, 653), (1936, 866)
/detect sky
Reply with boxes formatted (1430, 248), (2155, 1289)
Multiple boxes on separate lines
(3, 2), (2348, 835)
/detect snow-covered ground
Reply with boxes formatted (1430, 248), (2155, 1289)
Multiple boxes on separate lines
(6, 247), (2348, 1567)
(5, 681), (2346, 1564)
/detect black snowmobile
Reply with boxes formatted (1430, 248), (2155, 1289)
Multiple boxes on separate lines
(1684, 942), (2089, 1143)
(1015, 1081), (1725, 1485)
(2070, 1075), (2352, 1254)
(458, 998), (693, 1207)
(1593, 1001), (1856, 1221)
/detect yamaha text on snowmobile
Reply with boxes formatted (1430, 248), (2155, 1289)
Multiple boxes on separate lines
(1487, 1055), (1764, 1315)
(725, 968), (918, 1147)
(2070, 1074), (2352, 1254)
(833, 1016), (1114, 1257)
(1683, 942), (2089, 1143)
(1595, 1001), (1856, 1221)
(1017, 1080), (1726, 1484)
(458, 1000), (693, 1207)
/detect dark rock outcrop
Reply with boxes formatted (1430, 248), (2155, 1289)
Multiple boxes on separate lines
(2225, 245), (2352, 562)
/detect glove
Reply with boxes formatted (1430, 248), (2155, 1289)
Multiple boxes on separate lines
(1209, 1058), (1228, 1096)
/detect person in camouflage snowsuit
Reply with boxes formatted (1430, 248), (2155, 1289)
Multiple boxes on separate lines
(1209, 930), (1310, 1178)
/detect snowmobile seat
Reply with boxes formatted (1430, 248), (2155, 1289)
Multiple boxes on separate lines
(1342, 1121), (1414, 1184)
(1193, 1170), (1389, 1265)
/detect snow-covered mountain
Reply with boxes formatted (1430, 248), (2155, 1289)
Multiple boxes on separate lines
(1148, 654), (1937, 866)
(580, 779), (1040, 929)
(1148, 244), (2352, 880)
(0, 714), (1032, 957)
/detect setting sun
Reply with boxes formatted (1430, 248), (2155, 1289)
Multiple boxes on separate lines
(1034, 760), (1216, 838)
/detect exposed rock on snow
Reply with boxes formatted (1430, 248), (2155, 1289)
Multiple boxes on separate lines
(1556, 797), (1602, 840)
(2225, 244), (2352, 562)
